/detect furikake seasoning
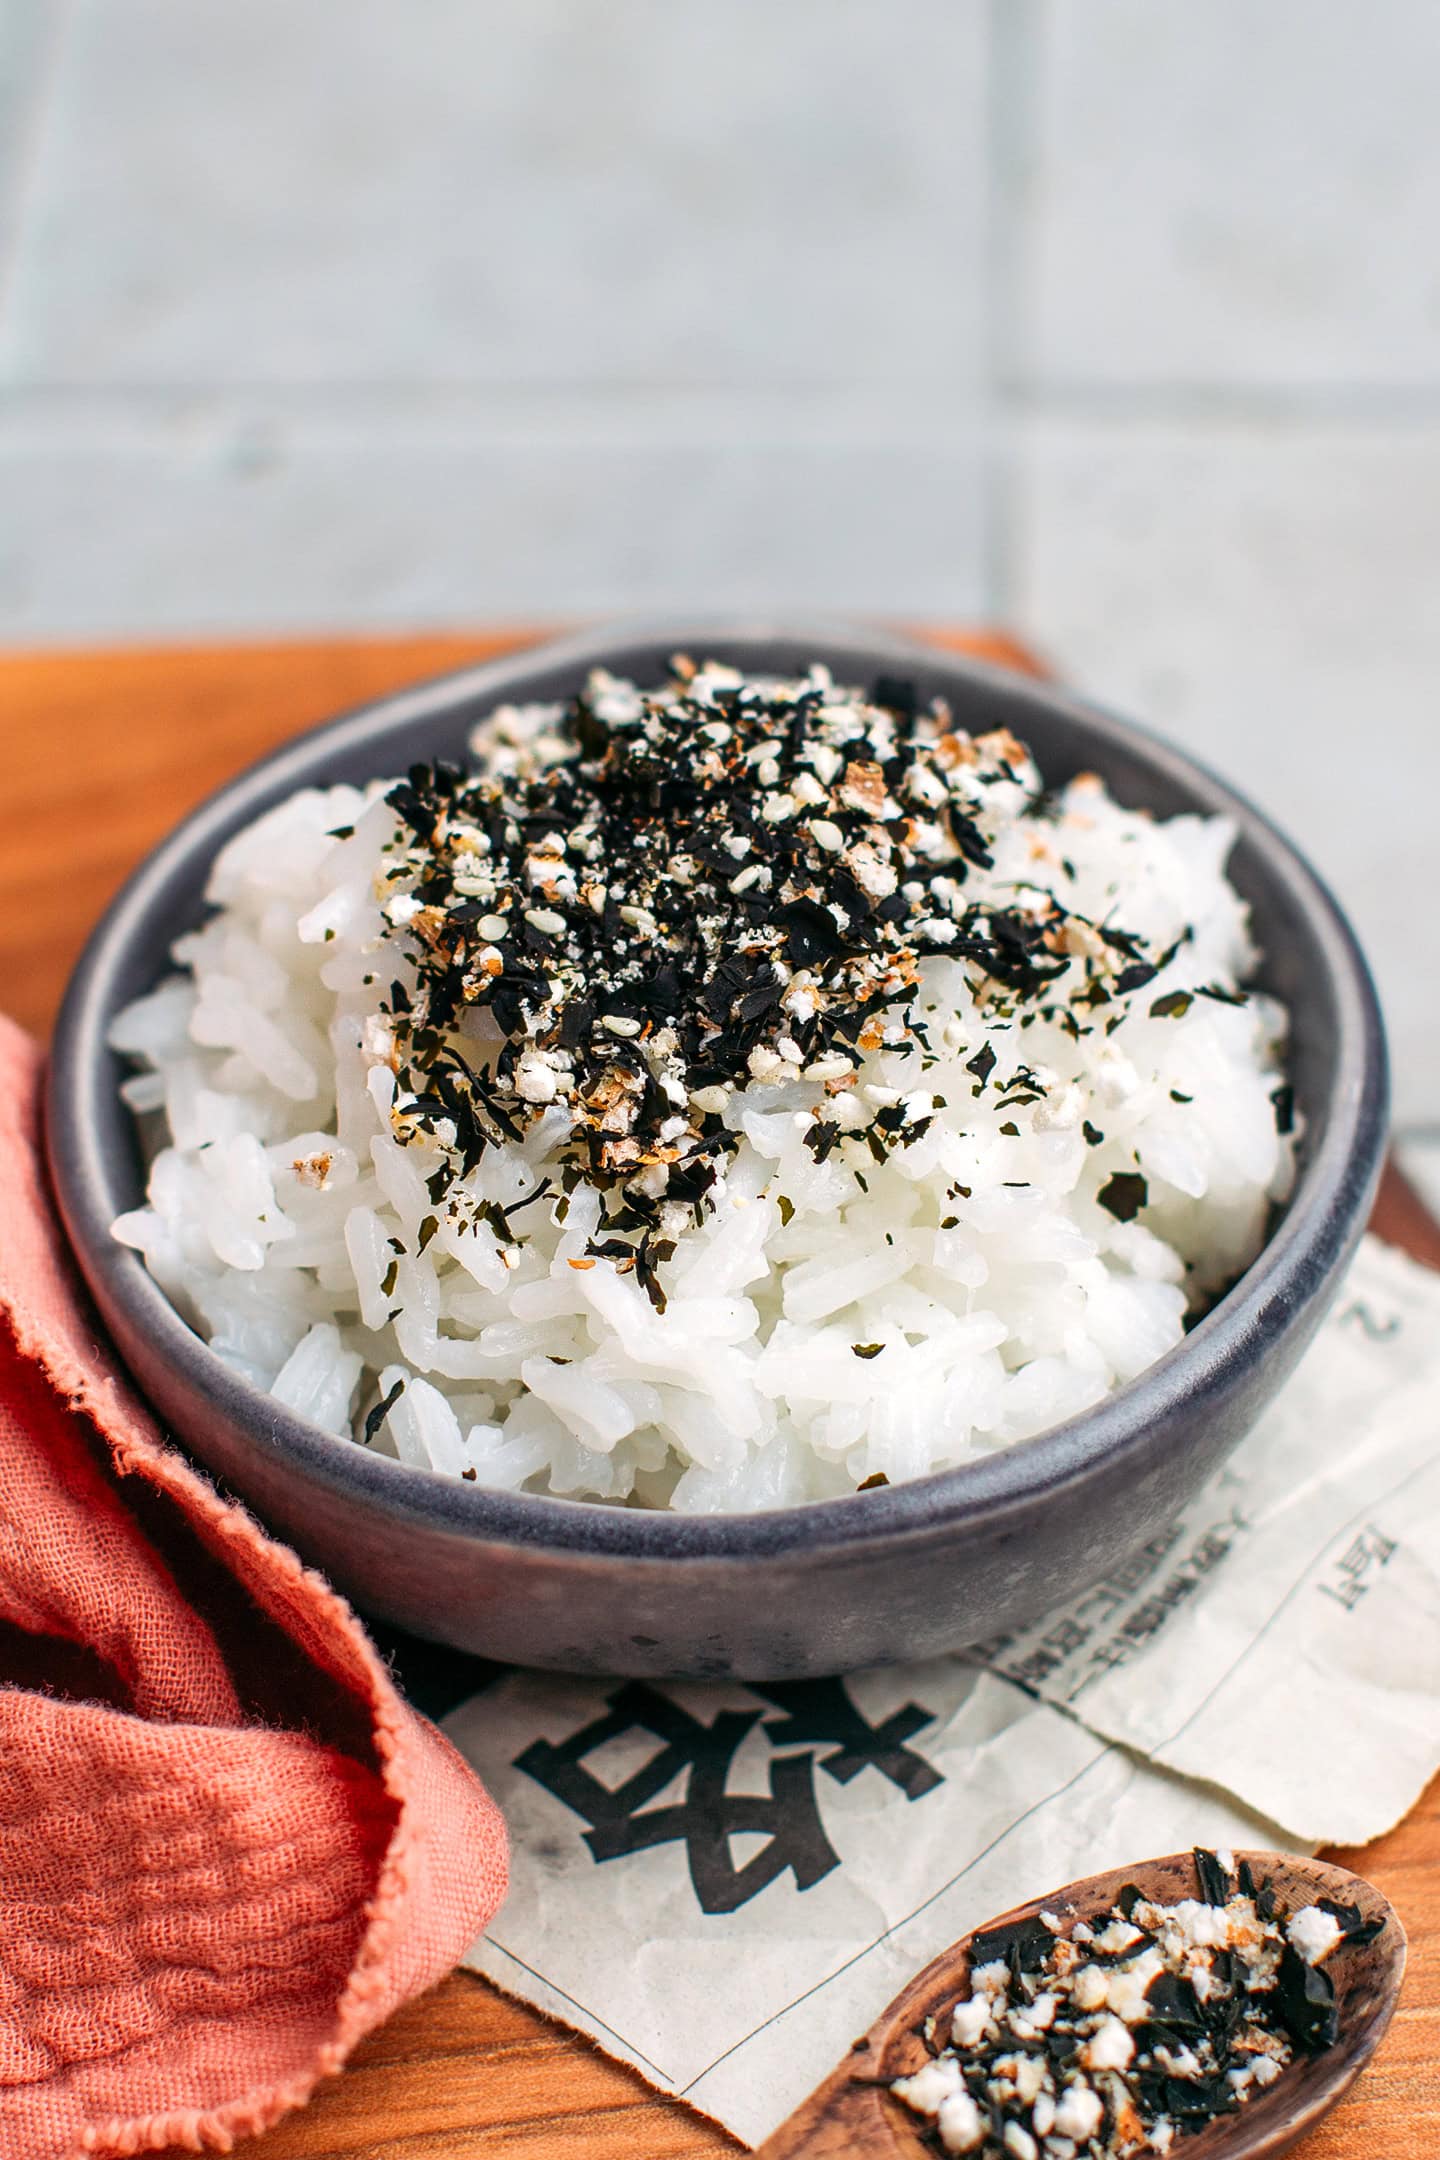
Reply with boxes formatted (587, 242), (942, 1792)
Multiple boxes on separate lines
(371, 658), (1186, 1304)
(890, 1848), (1383, 2157)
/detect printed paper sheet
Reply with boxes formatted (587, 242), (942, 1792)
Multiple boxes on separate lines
(440, 1236), (1440, 2144)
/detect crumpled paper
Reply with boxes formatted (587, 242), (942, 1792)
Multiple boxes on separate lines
(973, 1236), (1440, 1845)
(448, 1664), (1276, 2144)
(442, 1234), (1440, 2147)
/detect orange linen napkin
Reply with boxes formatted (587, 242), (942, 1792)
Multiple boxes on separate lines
(0, 1015), (508, 2159)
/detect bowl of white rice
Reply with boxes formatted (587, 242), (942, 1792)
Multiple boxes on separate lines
(46, 623), (1386, 1677)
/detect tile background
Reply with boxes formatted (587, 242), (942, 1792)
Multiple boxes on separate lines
(1, 1), (1436, 1116)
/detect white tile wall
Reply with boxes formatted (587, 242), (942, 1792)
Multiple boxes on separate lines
(1003, 1), (1440, 1116)
(0, 391), (988, 629)
(1022, 0), (1440, 390)
(1011, 417), (1440, 1123)
(0, 0), (986, 389)
(1, 1), (1437, 1109)
(0, 0), (52, 266)
(0, 1), (992, 631)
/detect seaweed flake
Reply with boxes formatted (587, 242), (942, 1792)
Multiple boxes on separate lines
(1194, 1848), (1233, 1906)
(1275, 1944), (1339, 2052)
(1097, 1171), (1148, 1222)
(362, 1377), (405, 1445)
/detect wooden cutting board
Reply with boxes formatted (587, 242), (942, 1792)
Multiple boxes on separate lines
(4, 628), (1436, 2158)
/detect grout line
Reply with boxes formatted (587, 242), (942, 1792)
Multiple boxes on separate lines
(5, 376), (1439, 430)
(980, 0), (1043, 623)
(0, 0), (80, 332)
(0, 379), (992, 457)
(984, 0), (1040, 400)
(0, 379), (979, 413)
(1002, 379), (1440, 427)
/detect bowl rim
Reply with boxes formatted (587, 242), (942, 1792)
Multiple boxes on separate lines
(46, 617), (1389, 1564)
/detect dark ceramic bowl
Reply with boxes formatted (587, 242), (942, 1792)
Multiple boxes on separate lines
(47, 623), (1387, 1679)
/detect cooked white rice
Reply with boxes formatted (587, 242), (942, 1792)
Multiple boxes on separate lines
(111, 662), (1296, 1511)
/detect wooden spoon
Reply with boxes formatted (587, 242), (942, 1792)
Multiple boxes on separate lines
(756, 1850), (1405, 2160)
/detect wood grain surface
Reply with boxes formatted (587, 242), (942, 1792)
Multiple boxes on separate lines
(3, 629), (1435, 2159)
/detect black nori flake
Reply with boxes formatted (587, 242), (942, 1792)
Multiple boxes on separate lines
(1170, 1089), (1193, 1103)
(857, 1471), (890, 1490)
(1150, 990), (1194, 1019)
(383, 783), (434, 838)
(1238, 1860), (1277, 1921)
(362, 1377), (404, 1445)
(1198, 981), (1248, 1007)
(1195, 1847), (1233, 1906)
(479, 1201), (518, 1246)
(777, 894), (846, 966)
(966, 1042), (997, 1085)
(501, 1177), (553, 1217)
(1318, 1897), (1386, 1946)
(1082, 1120), (1105, 1147)
(1272, 1082), (1296, 1134)
(1088, 1926), (1157, 1968)
(870, 673), (918, 717)
(1164, 2073), (1240, 2120)
(851, 1342), (885, 1360)
(1097, 1171), (1148, 1222)
(633, 1232), (675, 1313)
(1142, 1971), (1207, 2034)
(1276, 1944), (1339, 2053)
(380, 1258), (399, 1298)
(999, 1121), (1019, 1137)
(968, 1914), (1055, 1977)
